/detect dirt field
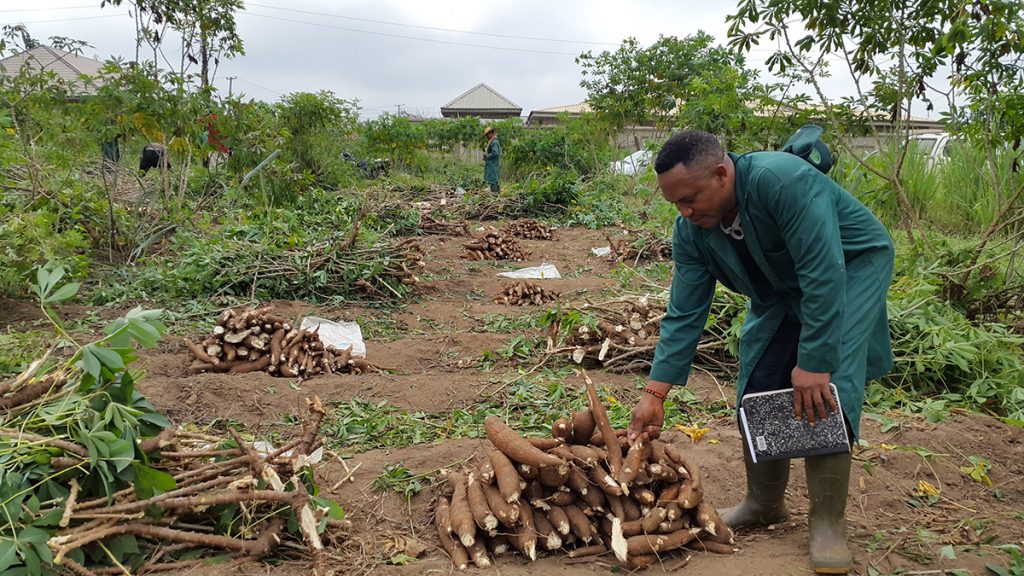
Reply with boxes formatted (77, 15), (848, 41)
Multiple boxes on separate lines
(9, 224), (1023, 575)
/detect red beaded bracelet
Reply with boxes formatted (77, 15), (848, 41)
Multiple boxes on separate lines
(642, 386), (668, 401)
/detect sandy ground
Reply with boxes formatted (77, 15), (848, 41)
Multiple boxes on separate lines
(6, 224), (1023, 575)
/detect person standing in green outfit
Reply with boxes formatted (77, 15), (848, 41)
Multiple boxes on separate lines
(627, 130), (894, 574)
(483, 126), (501, 193)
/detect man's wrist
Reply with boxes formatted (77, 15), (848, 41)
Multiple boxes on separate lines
(642, 386), (668, 401)
(642, 381), (673, 402)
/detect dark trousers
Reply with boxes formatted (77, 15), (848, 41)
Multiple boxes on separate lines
(745, 314), (802, 395)
(742, 313), (854, 441)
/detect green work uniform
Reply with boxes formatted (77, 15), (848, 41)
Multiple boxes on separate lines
(484, 137), (501, 186)
(648, 152), (894, 438)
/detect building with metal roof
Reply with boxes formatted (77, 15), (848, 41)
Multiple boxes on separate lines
(440, 83), (521, 119)
(0, 45), (105, 97)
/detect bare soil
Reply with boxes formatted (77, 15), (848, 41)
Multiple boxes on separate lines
(6, 224), (1023, 575)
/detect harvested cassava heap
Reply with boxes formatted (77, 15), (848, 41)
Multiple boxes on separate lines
(185, 306), (371, 377)
(434, 378), (734, 569)
(461, 231), (531, 261)
(419, 212), (470, 236)
(501, 218), (555, 240)
(605, 227), (672, 262)
(493, 281), (560, 306)
(551, 296), (662, 371)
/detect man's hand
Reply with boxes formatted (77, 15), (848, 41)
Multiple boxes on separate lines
(627, 381), (672, 443)
(791, 366), (837, 426)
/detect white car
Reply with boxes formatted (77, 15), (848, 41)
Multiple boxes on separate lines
(909, 132), (959, 168)
(610, 149), (654, 175)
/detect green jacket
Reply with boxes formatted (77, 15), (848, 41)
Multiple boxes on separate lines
(484, 138), (501, 184)
(649, 151), (894, 437)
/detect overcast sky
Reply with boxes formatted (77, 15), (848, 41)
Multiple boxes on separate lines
(6, 1), (948, 120)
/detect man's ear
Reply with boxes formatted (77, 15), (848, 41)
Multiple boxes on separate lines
(713, 162), (728, 182)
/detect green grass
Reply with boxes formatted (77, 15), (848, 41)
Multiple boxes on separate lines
(319, 369), (714, 454)
(478, 312), (540, 333)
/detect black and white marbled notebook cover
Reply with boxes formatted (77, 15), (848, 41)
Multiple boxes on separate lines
(739, 384), (850, 462)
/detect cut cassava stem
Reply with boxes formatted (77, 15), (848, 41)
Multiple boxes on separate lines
(53, 520), (287, 565)
(0, 375), (61, 409)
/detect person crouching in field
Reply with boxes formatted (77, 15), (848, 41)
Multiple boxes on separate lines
(627, 130), (894, 574)
(139, 143), (170, 172)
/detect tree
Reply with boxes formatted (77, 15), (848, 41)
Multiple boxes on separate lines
(726, 0), (1024, 249)
(102, 0), (244, 87)
(576, 32), (795, 150)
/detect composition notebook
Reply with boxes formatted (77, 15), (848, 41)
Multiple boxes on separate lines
(739, 384), (850, 463)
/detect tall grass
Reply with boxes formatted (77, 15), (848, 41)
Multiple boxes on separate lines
(837, 140), (1022, 234)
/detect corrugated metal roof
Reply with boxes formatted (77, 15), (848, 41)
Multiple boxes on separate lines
(535, 102), (591, 114)
(0, 46), (104, 95)
(441, 83), (521, 112)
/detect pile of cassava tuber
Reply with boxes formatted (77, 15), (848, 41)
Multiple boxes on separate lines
(605, 227), (672, 263)
(461, 231), (531, 261)
(418, 213), (471, 236)
(547, 297), (663, 372)
(184, 306), (371, 377)
(493, 281), (560, 306)
(501, 219), (555, 240)
(434, 376), (734, 570)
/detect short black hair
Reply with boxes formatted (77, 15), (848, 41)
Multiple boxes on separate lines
(654, 131), (723, 175)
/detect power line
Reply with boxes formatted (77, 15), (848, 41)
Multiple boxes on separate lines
(0, 4), (96, 13)
(239, 11), (580, 56)
(2, 14), (123, 26)
(234, 77), (282, 97)
(245, 2), (617, 46)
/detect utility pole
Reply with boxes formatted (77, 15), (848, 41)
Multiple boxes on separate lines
(395, 104), (404, 116)
(227, 76), (237, 98)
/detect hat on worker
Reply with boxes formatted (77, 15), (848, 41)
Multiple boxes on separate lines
(484, 126), (495, 136)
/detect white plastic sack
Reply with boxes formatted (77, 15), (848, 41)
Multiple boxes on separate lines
(252, 440), (323, 464)
(497, 263), (561, 279)
(299, 316), (366, 358)
(591, 246), (612, 257)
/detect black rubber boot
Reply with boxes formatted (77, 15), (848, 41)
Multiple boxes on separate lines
(806, 451), (853, 574)
(720, 433), (790, 528)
